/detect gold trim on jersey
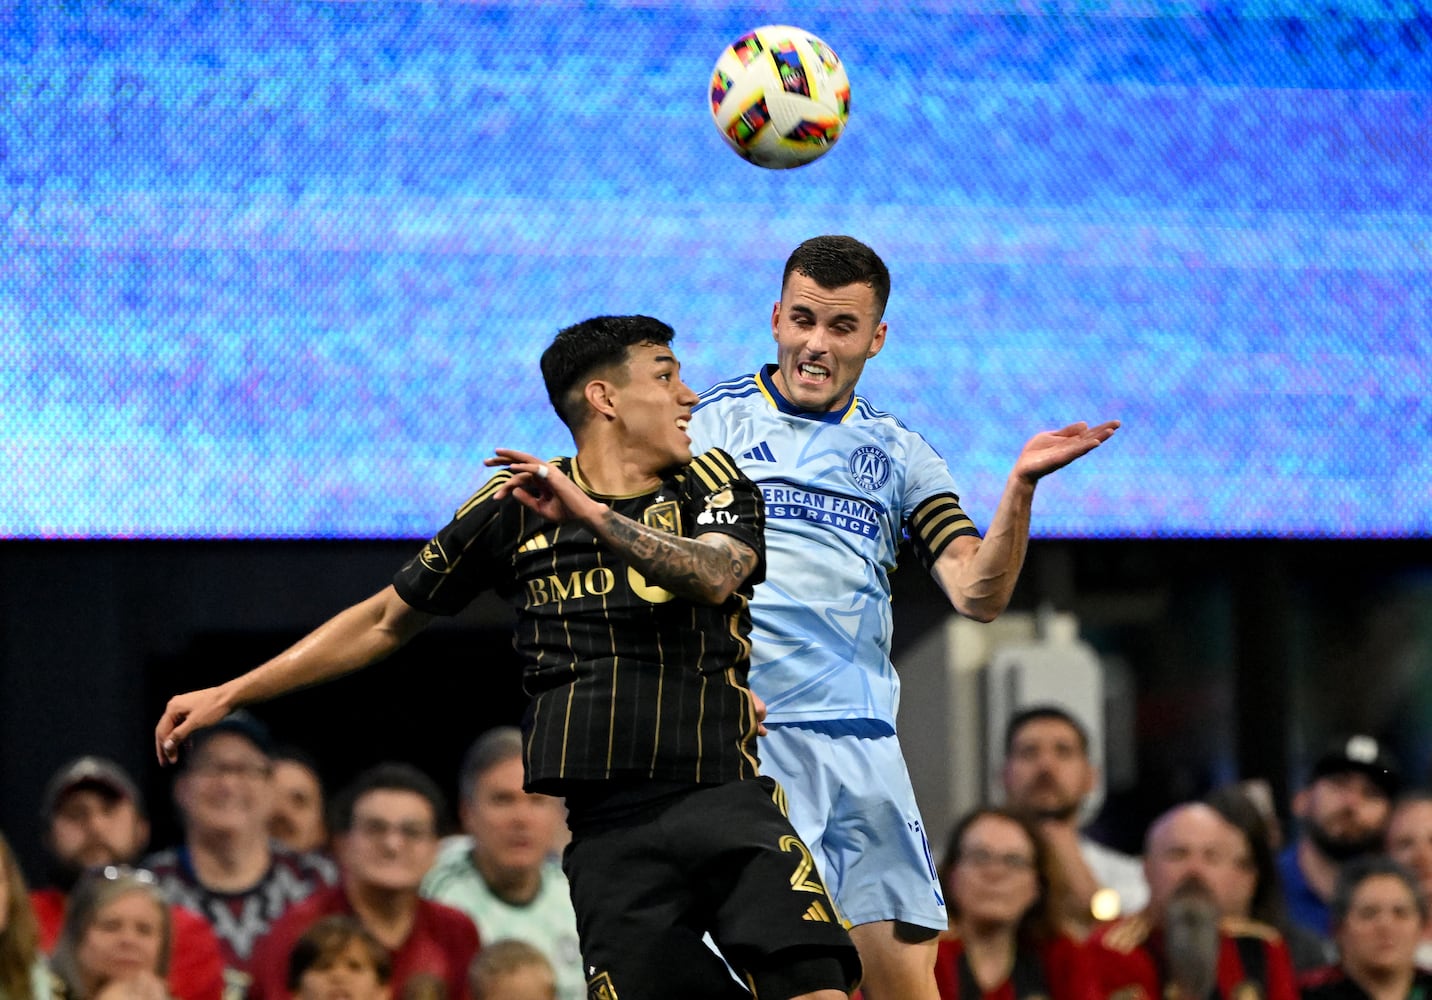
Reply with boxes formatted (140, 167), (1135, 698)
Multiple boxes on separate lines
(1101, 912), (1153, 953)
(454, 470), (512, 520)
(695, 673), (708, 783)
(1220, 915), (1284, 943)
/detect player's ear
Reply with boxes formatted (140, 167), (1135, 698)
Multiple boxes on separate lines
(584, 378), (618, 421)
(770, 301), (781, 340)
(867, 320), (888, 358)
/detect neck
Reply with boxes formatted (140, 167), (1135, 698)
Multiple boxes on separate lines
(345, 879), (419, 949)
(188, 830), (271, 891)
(571, 445), (663, 497)
(957, 919), (1018, 990)
(1345, 963), (1417, 1000)
(472, 849), (543, 906)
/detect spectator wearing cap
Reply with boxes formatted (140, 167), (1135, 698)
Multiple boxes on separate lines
(1276, 734), (1401, 952)
(31, 757), (225, 1000)
(141, 713), (337, 997)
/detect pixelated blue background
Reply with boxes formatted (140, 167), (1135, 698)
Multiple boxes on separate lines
(2, 2), (1428, 539)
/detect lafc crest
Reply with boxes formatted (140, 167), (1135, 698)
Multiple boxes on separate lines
(587, 971), (618, 1000)
(643, 500), (681, 534)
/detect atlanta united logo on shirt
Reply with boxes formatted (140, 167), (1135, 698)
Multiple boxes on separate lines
(850, 445), (891, 493)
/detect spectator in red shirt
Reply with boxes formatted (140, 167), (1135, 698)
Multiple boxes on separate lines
(933, 806), (1095, 1000)
(248, 764), (478, 1000)
(1087, 802), (1299, 1000)
(30, 757), (224, 1000)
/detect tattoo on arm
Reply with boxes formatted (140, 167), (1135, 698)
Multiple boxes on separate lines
(598, 510), (758, 604)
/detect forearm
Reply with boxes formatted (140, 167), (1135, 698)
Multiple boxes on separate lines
(590, 508), (748, 604)
(219, 587), (426, 707)
(944, 474), (1036, 621)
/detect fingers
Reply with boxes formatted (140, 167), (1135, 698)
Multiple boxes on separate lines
(155, 710), (186, 765)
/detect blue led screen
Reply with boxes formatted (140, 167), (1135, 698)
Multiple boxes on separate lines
(2, 2), (1428, 539)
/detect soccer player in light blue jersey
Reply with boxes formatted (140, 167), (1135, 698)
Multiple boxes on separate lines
(689, 235), (1120, 1000)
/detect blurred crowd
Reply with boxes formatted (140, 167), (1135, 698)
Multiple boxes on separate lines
(3, 703), (1430, 1000)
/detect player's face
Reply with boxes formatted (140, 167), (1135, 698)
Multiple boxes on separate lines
(609, 341), (699, 471)
(338, 790), (438, 893)
(949, 814), (1040, 929)
(770, 272), (886, 413)
(463, 756), (563, 882)
(1386, 800), (1432, 902)
(77, 889), (166, 986)
(1335, 874), (1424, 979)
(269, 760), (327, 853)
(1001, 719), (1094, 822)
(49, 789), (149, 870)
(296, 939), (390, 1000)
(175, 734), (275, 839)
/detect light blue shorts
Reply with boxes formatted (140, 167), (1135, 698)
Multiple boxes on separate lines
(760, 722), (947, 932)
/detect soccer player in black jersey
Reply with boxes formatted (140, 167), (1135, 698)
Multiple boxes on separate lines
(155, 315), (861, 1000)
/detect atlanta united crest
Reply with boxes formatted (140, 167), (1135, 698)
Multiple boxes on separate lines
(850, 445), (891, 493)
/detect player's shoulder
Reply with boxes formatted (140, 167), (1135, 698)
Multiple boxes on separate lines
(849, 393), (912, 430)
(695, 371), (761, 410)
(681, 448), (750, 490)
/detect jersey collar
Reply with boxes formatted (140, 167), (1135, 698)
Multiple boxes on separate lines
(756, 364), (856, 424)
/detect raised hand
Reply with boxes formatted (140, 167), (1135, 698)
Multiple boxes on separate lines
(1012, 420), (1120, 485)
(485, 448), (603, 525)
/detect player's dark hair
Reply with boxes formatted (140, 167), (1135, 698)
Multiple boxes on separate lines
(329, 761), (448, 835)
(782, 235), (891, 318)
(540, 314), (676, 431)
(1003, 704), (1091, 756)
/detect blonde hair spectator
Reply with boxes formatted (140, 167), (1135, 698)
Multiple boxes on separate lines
(467, 941), (556, 1000)
(0, 831), (45, 1000)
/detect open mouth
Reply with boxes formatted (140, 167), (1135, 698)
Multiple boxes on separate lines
(798, 362), (830, 382)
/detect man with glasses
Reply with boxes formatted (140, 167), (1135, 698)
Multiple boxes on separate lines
(247, 762), (479, 1000)
(144, 711), (337, 996)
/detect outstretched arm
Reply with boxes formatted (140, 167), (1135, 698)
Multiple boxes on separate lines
(487, 449), (758, 605)
(931, 420), (1119, 621)
(155, 585), (432, 763)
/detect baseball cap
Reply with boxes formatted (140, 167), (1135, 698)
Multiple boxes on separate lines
(1311, 734), (1401, 798)
(185, 709), (275, 763)
(42, 756), (144, 818)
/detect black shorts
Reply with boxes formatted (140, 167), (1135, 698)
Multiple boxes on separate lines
(563, 776), (861, 1000)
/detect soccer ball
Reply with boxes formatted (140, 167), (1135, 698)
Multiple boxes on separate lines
(709, 25), (851, 169)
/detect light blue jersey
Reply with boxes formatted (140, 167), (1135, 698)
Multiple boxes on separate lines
(690, 366), (980, 730)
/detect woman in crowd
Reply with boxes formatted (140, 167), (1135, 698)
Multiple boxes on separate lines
(1300, 856), (1430, 1000)
(286, 916), (391, 1000)
(1206, 783), (1334, 971)
(49, 869), (169, 1000)
(0, 832), (48, 1000)
(934, 806), (1094, 1000)
(1384, 792), (1432, 970)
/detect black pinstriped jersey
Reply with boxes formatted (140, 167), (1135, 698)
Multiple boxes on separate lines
(393, 448), (767, 795)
